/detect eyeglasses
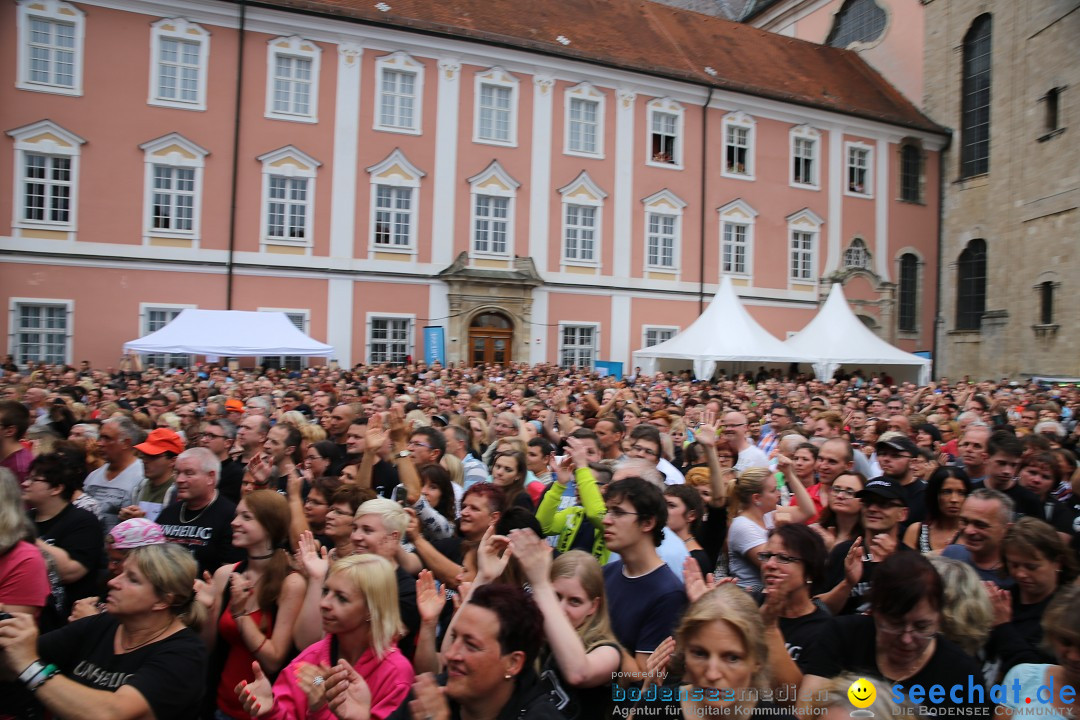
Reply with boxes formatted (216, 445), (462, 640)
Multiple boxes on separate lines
(605, 506), (642, 519)
(203, 432), (226, 440)
(757, 552), (802, 565)
(831, 487), (859, 498)
(408, 441), (432, 449)
(303, 497), (328, 507)
(723, 423), (746, 429)
(630, 444), (659, 458)
(876, 619), (937, 639)
(23, 474), (50, 485)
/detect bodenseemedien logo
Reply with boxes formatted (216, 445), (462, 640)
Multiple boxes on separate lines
(848, 677), (877, 717)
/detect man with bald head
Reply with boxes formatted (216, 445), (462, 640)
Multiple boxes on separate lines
(723, 411), (769, 472)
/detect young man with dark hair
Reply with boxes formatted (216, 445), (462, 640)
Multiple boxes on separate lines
(601, 477), (686, 670)
(979, 430), (1042, 519)
(593, 416), (627, 461)
(626, 424), (683, 485)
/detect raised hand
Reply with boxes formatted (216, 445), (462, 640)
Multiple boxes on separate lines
(844, 538), (865, 586)
(507, 529), (552, 586)
(194, 570), (216, 610)
(295, 531), (329, 581)
(235, 661), (274, 717)
(696, 424), (718, 447)
(409, 673), (451, 720)
(416, 570), (446, 625)
(565, 436), (591, 470)
(984, 581), (1012, 626)
(683, 555), (716, 604)
(645, 636), (676, 685)
(474, 525), (512, 585)
(295, 662), (332, 712)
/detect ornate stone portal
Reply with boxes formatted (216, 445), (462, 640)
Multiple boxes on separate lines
(437, 252), (543, 364)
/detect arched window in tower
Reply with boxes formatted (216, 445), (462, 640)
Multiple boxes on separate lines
(956, 239), (987, 330)
(961, 15), (992, 178)
(827, 0), (887, 48)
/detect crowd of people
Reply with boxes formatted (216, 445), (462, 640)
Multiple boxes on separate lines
(0, 357), (1079, 720)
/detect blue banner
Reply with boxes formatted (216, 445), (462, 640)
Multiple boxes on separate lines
(423, 326), (445, 365)
(594, 361), (623, 379)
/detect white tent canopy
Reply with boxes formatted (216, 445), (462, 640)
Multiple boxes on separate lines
(632, 277), (805, 379)
(123, 309), (334, 357)
(783, 283), (931, 384)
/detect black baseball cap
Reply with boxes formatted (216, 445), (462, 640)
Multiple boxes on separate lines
(857, 477), (904, 501)
(875, 434), (918, 456)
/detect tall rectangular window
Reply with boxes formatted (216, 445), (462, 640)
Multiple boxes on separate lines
(1039, 282), (1054, 325)
(143, 307), (191, 369)
(379, 70), (416, 130)
(650, 111), (678, 164)
(157, 38), (200, 104)
(478, 84), (512, 142)
(647, 213), (677, 269)
(793, 137), (815, 185)
(725, 125), (750, 175)
(847, 146), (870, 194)
(722, 222), (749, 275)
(373, 185), (413, 247)
(272, 55), (312, 116)
(568, 98), (599, 154)
(23, 153), (72, 225)
(898, 254), (918, 332)
(473, 195), (509, 254)
(151, 166), (195, 232)
(900, 144), (922, 202)
(560, 325), (595, 369)
(956, 239), (987, 330)
(790, 230), (815, 281)
(267, 176), (308, 240)
(961, 15), (992, 178)
(28, 18), (76, 88)
(13, 302), (69, 365)
(369, 318), (411, 364)
(564, 205), (596, 262)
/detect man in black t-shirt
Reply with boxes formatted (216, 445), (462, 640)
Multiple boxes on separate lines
(156, 447), (241, 575)
(199, 418), (244, 503)
(820, 477), (912, 615)
(974, 430), (1043, 519)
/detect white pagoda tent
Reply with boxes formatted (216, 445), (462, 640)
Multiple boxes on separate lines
(783, 283), (931, 384)
(123, 309), (334, 358)
(632, 277), (805, 379)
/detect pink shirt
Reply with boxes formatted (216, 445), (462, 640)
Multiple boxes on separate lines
(0, 445), (33, 484)
(0, 540), (50, 609)
(266, 636), (412, 720)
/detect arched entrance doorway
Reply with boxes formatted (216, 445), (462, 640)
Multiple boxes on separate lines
(468, 312), (513, 365)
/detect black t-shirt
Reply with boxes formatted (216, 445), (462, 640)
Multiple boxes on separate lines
(539, 642), (619, 720)
(800, 615), (992, 712)
(372, 460), (399, 499)
(971, 480), (1043, 520)
(898, 479), (927, 528)
(778, 606), (833, 671)
(34, 503), (104, 610)
(824, 538), (914, 615)
(396, 565), (420, 660)
(38, 613), (207, 720)
(157, 494), (243, 575)
(218, 458), (245, 504)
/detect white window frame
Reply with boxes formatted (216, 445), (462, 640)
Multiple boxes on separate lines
(721, 111), (755, 180)
(564, 82), (605, 158)
(148, 18), (210, 111)
(8, 119), (85, 235)
(641, 189), (686, 274)
(257, 145), (320, 249)
(642, 325), (678, 348)
(468, 160), (519, 259)
(558, 322), (599, 369)
(374, 51), (424, 135)
(258, 307), (310, 369)
(790, 125), (820, 189)
(139, 303), (195, 369)
(139, 133), (208, 243)
(9, 297), (73, 366)
(366, 148), (425, 254)
(845, 141), (873, 197)
(646, 98), (684, 169)
(473, 67), (518, 147)
(264, 36), (320, 123)
(558, 170), (607, 268)
(786, 208), (824, 288)
(716, 198), (758, 279)
(366, 313), (414, 365)
(16, 0), (85, 97)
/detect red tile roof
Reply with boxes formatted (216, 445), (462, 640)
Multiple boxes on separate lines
(254, 0), (945, 133)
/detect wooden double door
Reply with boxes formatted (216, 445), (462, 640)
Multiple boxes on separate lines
(468, 312), (513, 365)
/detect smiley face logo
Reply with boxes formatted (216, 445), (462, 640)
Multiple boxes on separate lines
(848, 677), (877, 709)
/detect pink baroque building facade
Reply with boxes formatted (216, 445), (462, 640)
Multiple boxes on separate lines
(0, 0), (946, 370)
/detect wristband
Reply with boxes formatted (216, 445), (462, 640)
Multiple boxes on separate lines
(26, 664), (59, 692)
(18, 661), (45, 685)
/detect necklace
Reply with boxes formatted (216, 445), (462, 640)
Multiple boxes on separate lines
(249, 550), (275, 560)
(180, 493), (216, 524)
(120, 620), (174, 652)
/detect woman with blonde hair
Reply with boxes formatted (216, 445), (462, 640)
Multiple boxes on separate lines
(196, 490), (306, 719)
(0, 543), (207, 720)
(926, 556), (993, 658)
(236, 554), (413, 720)
(511, 535), (626, 720)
